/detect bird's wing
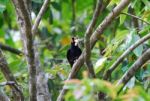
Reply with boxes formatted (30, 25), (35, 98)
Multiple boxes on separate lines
(67, 49), (74, 66)
(77, 48), (82, 56)
(74, 48), (82, 60)
(67, 49), (71, 60)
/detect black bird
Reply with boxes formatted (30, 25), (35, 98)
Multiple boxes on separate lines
(67, 37), (82, 67)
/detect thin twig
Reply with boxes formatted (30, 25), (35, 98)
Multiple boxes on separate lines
(32, 0), (50, 35)
(129, 8), (139, 32)
(0, 49), (24, 101)
(0, 43), (22, 55)
(84, 0), (103, 78)
(121, 12), (150, 25)
(116, 48), (150, 93)
(71, 0), (76, 35)
(0, 91), (10, 101)
(0, 81), (15, 86)
(103, 33), (150, 80)
(32, 0), (52, 100)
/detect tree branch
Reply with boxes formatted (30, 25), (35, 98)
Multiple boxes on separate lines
(0, 81), (15, 86)
(103, 33), (150, 80)
(11, 0), (37, 100)
(116, 48), (150, 93)
(34, 46), (52, 101)
(11, 0), (51, 101)
(57, 0), (131, 100)
(32, 1), (52, 100)
(84, 0), (104, 78)
(0, 49), (24, 101)
(71, 0), (76, 35)
(0, 43), (22, 55)
(0, 91), (10, 101)
(121, 12), (150, 25)
(32, 0), (50, 35)
(129, 8), (139, 32)
(69, 0), (130, 80)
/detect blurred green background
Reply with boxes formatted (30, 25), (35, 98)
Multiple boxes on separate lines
(0, 0), (150, 101)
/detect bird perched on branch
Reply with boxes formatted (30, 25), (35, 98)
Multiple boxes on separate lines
(67, 37), (82, 67)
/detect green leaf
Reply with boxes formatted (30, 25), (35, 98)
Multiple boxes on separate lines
(142, 0), (150, 10)
(131, 34), (143, 57)
(115, 30), (128, 41)
(5, 33), (15, 47)
(131, 0), (142, 15)
(51, 2), (61, 11)
(32, 0), (43, 4)
(139, 25), (150, 35)
(49, 8), (53, 24)
(121, 60), (128, 72)
(126, 29), (143, 57)
(119, 7), (128, 25)
(131, 0), (138, 8)
(0, 16), (3, 27)
(125, 77), (135, 89)
(107, 0), (119, 7)
(93, 79), (117, 99)
(0, 0), (9, 4)
(135, 69), (144, 81)
(0, 29), (5, 37)
(94, 57), (107, 74)
(0, 4), (6, 13)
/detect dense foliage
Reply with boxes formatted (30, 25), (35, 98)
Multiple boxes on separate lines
(0, 0), (150, 101)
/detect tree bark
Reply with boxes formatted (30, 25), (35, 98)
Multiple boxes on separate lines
(0, 91), (10, 101)
(0, 49), (24, 101)
(11, 0), (37, 100)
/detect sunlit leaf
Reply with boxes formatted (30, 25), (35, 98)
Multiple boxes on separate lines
(142, 10), (150, 19)
(115, 30), (128, 41)
(119, 7), (128, 25)
(131, 0), (138, 8)
(107, 0), (120, 7)
(94, 57), (107, 74)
